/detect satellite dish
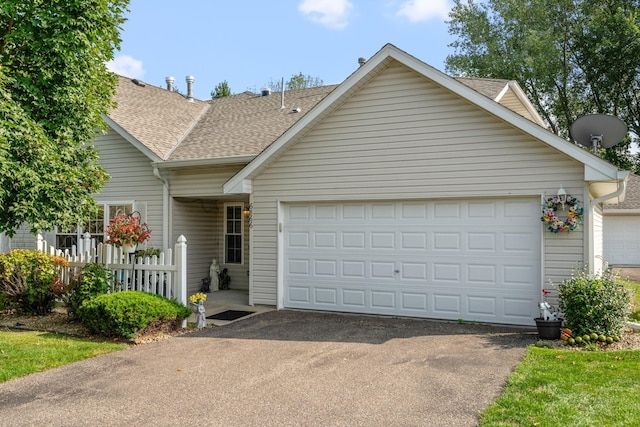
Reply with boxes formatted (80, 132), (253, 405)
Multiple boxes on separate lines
(570, 114), (627, 153)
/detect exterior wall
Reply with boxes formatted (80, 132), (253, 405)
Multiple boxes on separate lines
(250, 61), (587, 306)
(169, 165), (245, 197)
(6, 224), (36, 250)
(95, 129), (165, 249)
(498, 88), (539, 124)
(171, 198), (250, 296)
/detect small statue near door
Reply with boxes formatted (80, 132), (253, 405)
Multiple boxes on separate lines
(209, 259), (220, 291)
(219, 268), (231, 290)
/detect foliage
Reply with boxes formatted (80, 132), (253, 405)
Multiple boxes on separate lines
(0, 330), (125, 383)
(211, 80), (232, 98)
(105, 213), (151, 247)
(266, 72), (324, 92)
(446, 0), (640, 173)
(0, 0), (129, 236)
(558, 269), (632, 337)
(0, 250), (68, 315)
(480, 346), (640, 426)
(64, 263), (113, 320)
(78, 291), (191, 338)
(135, 247), (162, 260)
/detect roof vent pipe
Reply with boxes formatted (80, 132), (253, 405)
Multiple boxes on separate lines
(165, 76), (175, 91)
(358, 57), (366, 67)
(261, 87), (271, 96)
(185, 75), (195, 102)
(279, 77), (285, 110)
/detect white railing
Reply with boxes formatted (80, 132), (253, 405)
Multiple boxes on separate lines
(36, 234), (187, 308)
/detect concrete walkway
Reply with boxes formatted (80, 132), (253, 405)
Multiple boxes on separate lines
(0, 310), (535, 427)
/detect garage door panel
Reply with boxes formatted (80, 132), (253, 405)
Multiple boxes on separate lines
(604, 215), (640, 266)
(284, 199), (541, 325)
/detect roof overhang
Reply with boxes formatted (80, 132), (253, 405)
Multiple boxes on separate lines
(153, 155), (256, 170)
(224, 43), (630, 196)
(102, 114), (163, 163)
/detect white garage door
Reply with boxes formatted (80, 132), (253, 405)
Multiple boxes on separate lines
(604, 216), (640, 266)
(283, 198), (541, 325)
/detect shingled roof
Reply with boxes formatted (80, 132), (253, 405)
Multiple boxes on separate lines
(168, 85), (338, 161)
(106, 74), (518, 162)
(109, 76), (209, 159)
(604, 173), (640, 210)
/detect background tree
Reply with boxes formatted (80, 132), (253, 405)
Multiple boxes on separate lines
(266, 73), (324, 92)
(446, 0), (640, 172)
(211, 80), (232, 99)
(0, 0), (128, 236)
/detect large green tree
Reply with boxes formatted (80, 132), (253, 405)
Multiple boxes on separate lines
(267, 73), (324, 92)
(446, 0), (640, 172)
(0, 0), (128, 236)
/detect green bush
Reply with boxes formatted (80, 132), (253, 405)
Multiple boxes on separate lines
(0, 250), (68, 315)
(559, 269), (632, 337)
(65, 263), (113, 320)
(78, 291), (192, 338)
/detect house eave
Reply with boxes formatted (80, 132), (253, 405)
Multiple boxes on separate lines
(102, 114), (163, 162)
(154, 155), (256, 170)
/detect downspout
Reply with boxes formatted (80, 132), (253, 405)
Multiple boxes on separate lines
(588, 178), (627, 274)
(153, 165), (170, 252)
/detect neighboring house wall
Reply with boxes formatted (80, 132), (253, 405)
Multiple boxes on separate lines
(94, 129), (164, 249)
(249, 61), (587, 305)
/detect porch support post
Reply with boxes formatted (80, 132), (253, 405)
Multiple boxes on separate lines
(175, 235), (188, 328)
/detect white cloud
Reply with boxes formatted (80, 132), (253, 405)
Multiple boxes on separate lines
(396, 0), (451, 22)
(298, 0), (353, 30)
(106, 55), (145, 78)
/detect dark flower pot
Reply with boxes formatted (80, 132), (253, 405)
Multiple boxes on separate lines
(534, 318), (563, 340)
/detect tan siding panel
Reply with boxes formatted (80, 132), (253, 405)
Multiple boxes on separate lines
(170, 165), (245, 197)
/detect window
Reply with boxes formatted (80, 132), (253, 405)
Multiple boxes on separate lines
(55, 203), (132, 250)
(225, 204), (243, 264)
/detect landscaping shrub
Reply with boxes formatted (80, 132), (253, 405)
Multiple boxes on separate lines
(78, 291), (192, 338)
(0, 250), (68, 315)
(559, 269), (632, 337)
(65, 263), (113, 320)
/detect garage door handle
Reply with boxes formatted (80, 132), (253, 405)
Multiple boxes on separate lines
(394, 269), (400, 273)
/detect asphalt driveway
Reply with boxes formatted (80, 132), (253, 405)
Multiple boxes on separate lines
(0, 310), (536, 426)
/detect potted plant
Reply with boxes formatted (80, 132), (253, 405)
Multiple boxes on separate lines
(534, 288), (563, 340)
(104, 213), (151, 253)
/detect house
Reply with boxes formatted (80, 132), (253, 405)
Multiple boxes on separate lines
(8, 44), (630, 325)
(604, 173), (640, 266)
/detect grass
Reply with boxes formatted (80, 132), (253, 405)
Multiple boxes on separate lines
(0, 329), (127, 383)
(480, 346), (640, 426)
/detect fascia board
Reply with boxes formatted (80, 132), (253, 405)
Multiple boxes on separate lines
(507, 81), (547, 127)
(102, 115), (163, 163)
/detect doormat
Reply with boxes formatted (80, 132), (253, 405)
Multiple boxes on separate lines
(206, 310), (255, 321)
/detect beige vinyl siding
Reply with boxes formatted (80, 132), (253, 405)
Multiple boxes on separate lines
(95, 129), (164, 249)
(171, 199), (250, 295)
(171, 199), (218, 295)
(170, 165), (245, 197)
(250, 61), (586, 306)
(498, 88), (539, 124)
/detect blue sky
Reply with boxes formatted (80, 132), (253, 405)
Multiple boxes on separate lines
(108, 0), (455, 99)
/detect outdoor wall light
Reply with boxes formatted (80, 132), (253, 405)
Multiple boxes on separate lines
(557, 187), (567, 209)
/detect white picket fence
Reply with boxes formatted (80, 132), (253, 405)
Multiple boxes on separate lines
(36, 234), (187, 307)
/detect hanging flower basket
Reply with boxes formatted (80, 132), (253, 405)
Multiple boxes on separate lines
(105, 213), (151, 248)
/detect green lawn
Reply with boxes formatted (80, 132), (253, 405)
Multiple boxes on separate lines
(0, 329), (126, 382)
(480, 346), (640, 426)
